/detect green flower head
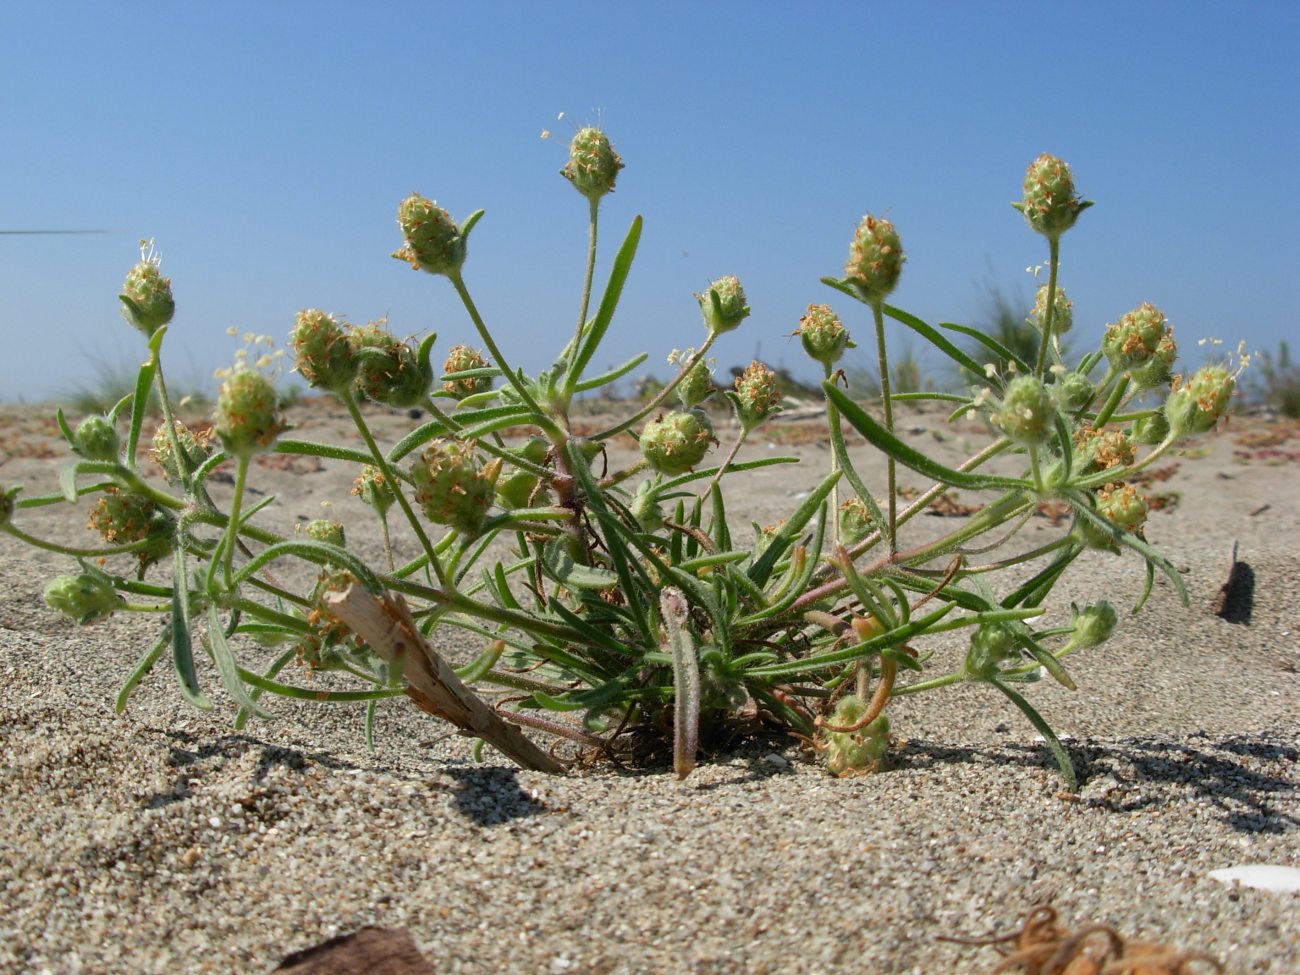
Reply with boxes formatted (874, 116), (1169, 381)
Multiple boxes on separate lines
(795, 304), (852, 365)
(1031, 283), (1073, 336)
(697, 275), (750, 335)
(73, 415), (120, 462)
(119, 239), (175, 338)
(640, 409), (714, 476)
(215, 367), (285, 458)
(409, 440), (499, 536)
(392, 194), (466, 277)
(44, 573), (120, 625)
(1014, 154), (1091, 239)
(561, 127), (624, 201)
(732, 360), (782, 431)
(993, 376), (1056, 446)
(442, 344), (493, 400)
(844, 214), (904, 304)
(291, 309), (356, 393)
(1166, 364), (1235, 437)
(1103, 303), (1171, 373)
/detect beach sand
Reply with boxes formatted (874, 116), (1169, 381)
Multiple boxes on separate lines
(1, 400), (1296, 973)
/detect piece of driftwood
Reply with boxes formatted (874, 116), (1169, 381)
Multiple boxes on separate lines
(272, 926), (434, 974)
(322, 583), (565, 773)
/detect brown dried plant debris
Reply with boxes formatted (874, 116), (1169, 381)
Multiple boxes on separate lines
(1128, 464), (1180, 485)
(950, 905), (1224, 975)
(254, 453), (325, 475)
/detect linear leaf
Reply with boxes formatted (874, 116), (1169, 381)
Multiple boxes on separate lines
(825, 383), (1025, 490)
(566, 215), (643, 388)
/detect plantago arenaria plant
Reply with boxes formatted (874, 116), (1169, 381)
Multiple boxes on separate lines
(1, 139), (1244, 788)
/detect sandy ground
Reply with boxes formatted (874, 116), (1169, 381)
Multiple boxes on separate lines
(0, 399), (1297, 974)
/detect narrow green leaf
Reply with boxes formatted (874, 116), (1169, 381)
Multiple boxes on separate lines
(230, 540), (384, 594)
(276, 439), (374, 465)
(459, 208), (485, 241)
(58, 464), (80, 503)
(710, 483), (731, 552)
(940, 320), (1030, 374)
(55, 408), (76, 447)
(573, 352), (649, 393)
(115, 630), (168, 713)
(824, 383), (1025, 490)
(385, 418), (453, 463)
(747, 469), (841, 585)
(989, 678), (1077, 791)
(667, 566), (731, 657)
(1067, 493), (1187, 606)
(566, 215), (643, 388)
(234, 647), (297, 730)
(126, 355), (158, 463)
(547, 599), (632, 656)
(207, 604), (272, 720)
(883, 305), (987, 379)
(455, 639), (505, 684)
(170, 554), (212, 710)
(542, 539), (621, 589)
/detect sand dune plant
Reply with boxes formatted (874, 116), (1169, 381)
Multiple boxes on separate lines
(1, 138), (1244, 785)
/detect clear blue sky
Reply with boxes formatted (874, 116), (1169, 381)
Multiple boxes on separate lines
(2, 2), (1297, 403)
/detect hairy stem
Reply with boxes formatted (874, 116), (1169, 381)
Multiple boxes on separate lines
(1035, 236), (1061, 377)
(872, 300), (898, 554)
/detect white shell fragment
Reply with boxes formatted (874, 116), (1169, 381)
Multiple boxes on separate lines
(1208, 864), (1300, 893)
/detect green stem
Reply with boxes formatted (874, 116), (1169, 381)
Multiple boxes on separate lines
(889, 671), (964, 696)
(871, 300), (897, 554)
(1092, 375), (1130, 429)
(569, 196), (601, 373)
(960, 534), (1074, 575)
(593, 336), (718, 440)
(0, 523), (161, 559)
(704, 429), (749, 497)
(895, 492), (1031, 568)
(151, 355), (192, 491)
(340, 389), (448, 588)
(221, 455), (250, 590)
(448, 271), (551, 422)
(1028, 445), (1045, 494)
(1034, 236), (1061, 377)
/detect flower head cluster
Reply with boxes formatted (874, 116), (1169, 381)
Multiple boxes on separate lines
(348, 320), (429, 408)
(561, 128), (624, 201)
(795, 304), (852, 365)
(351, 465), (395, 516)
(697, 275), (750, 335)
(409, 440), (500, 536)
(214, 332), (287, 459)
(1030, 283), (1073, 336)
(640, 410), (714, 475)
(1073, 424), (1136, 475)
(1101, 302), (1170, 373)
(290, 309), (356, 393)
(44, 573), (120, 625)
(992, 376), (1056, 446)
(1014, 154), (1091, 239)
(732, 361), (782, 431)
(844, 214), (904, 304)
(392, 194), (466, 277)
(442, 345), (493, 400)
(87, 488), (174, 568)
(150, 420), (216, 485)
(668, 348), (715, 408)
(119, 239), (175, 338)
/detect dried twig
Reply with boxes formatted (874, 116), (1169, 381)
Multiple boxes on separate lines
(323, 583), (565, 773)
